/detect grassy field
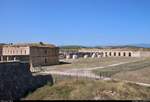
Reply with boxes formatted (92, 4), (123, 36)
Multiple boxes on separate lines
(93, 58), (150, 84)
(43, 57), (142, 70)
(113, 66), (150, 84)
(23, 79), (150, 100)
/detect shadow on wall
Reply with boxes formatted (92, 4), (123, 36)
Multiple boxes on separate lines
(0, 62), (54, 100)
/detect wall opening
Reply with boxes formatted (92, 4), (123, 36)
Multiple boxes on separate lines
(129, 52), (131, 57)
(114, 52), (116, 56)
(123, 52), (126, 56)
(45, 58), (47, 64)
(118, 52), (121, 56)
(109, 52), (111, 56)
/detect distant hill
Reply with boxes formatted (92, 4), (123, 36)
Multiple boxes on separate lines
(59, 44), (150, 52)
(59, 45), (143, 49)
(132, 44), (150, 48)
(59, 45), (88, 49)
(0, 43), (7, 45)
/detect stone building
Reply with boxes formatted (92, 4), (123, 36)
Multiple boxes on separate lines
(0, 43), (59, 68)
(78, 48), (150, 58)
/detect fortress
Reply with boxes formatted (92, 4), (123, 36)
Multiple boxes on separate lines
(60, 48), (150, 59)
(0, 43), (59, 68)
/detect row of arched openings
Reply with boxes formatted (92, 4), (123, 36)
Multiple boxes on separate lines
(101, 52), (132, 57)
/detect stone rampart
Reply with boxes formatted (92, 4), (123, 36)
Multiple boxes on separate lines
(0, 62), (53, 100)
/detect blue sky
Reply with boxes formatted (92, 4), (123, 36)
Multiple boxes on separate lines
(0, 0), (150, 46)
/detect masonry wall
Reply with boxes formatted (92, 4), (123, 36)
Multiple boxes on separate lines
(140, 51), (150, 57)
(132, 51), (141, 57)
(0, 62), (53, 100)
(0, 46), (2, 61)
(2, 46), (30, 55)
(30, 47), (59, 67)
(78, 49), (135, 57)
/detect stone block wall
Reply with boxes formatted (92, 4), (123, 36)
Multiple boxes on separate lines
(0, 62), (53, 100)
(140, 51), (150, 57)
(30, 47), (59, 67)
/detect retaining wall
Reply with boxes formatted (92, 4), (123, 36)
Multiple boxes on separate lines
(0, 62), (53, 100)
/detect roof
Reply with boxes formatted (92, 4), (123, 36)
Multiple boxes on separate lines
(2, 43), (58, 48)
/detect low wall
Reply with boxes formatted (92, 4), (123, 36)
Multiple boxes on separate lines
(140, 51), (150, 57)
(0, 62), (53, 100)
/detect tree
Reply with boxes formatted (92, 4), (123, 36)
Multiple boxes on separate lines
(39, 42), (44, 45)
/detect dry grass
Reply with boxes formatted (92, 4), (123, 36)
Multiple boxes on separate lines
(43, 57), (141, 70)
(113, 67), (150, 84)
(93, 58), (150, 84)
(23, 79), (150, 100)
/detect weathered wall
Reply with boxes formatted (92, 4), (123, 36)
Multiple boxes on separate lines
(30, 47), (59, 67)
(78, 49), (144, 58)
(140, 51), (150, 57)
(132, 51), (141, 57)
(0, 62), (53, 100)
(2, 46), (30, 55)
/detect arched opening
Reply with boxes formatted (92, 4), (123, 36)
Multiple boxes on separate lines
(118, 52), (121, 56)
(109, 52), (111, 56)
(123, 52), (126, 56)
(129, 52), (132, 57)
(105, 52), (108, 57)
(114, 52), (116, 56)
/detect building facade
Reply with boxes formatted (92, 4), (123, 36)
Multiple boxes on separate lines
(78, 48), (150, 58)
(0, 43), (59, 68)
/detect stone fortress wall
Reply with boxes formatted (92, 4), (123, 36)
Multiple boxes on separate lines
(60, 48), (150, 59)
(0, 61), (53, 100)
(30, 46), (59, 67)
(78, 49), (140, 57)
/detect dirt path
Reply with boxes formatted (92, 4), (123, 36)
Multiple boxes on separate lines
(39, 70), (150, 87)
(36, 59), (150, 87)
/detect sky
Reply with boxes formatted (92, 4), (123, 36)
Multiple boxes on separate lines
(0, 0), (150, 46)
